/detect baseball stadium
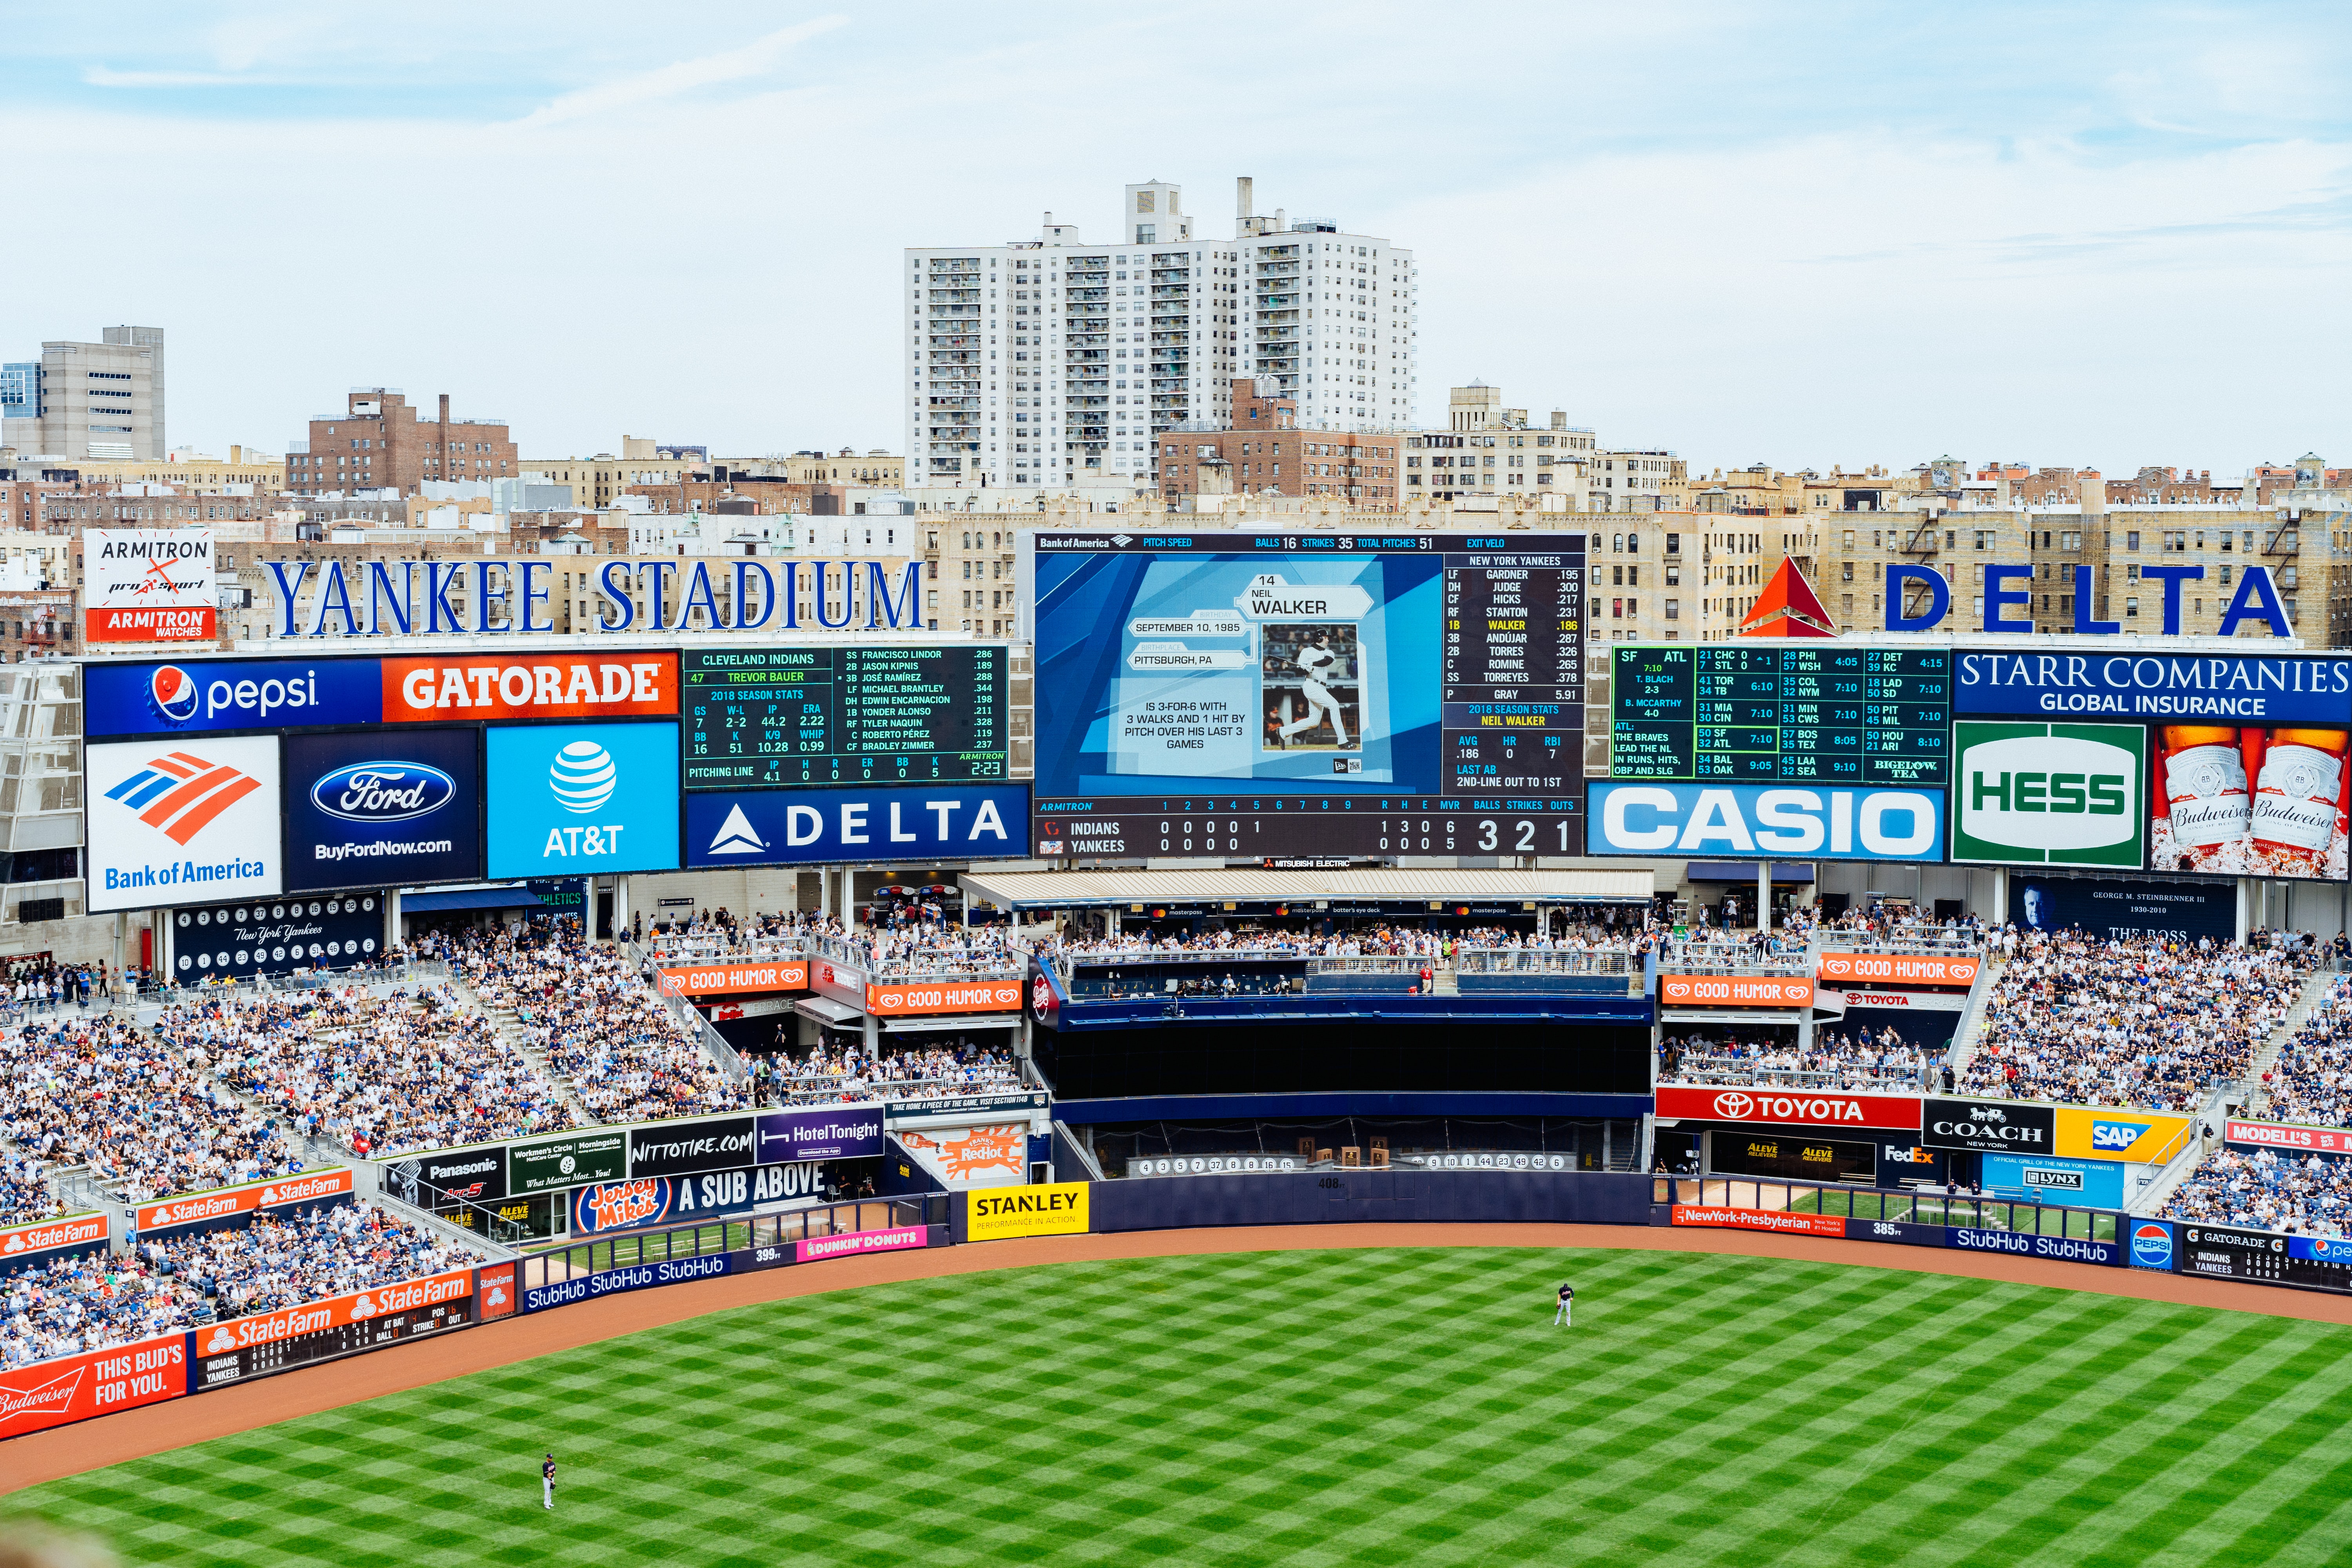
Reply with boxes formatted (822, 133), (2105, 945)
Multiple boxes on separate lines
(12, 581), (2352, 1566)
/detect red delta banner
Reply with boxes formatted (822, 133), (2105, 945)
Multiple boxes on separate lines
(0, 1332), (187, 1439)
(655, 960), (808, 999)
(135, 1168), (354, 1235)
(1659, 974), (1815, 1009)
(186, 1269), (474, 1361)
(382, 653), (678, 721)
(1817, 952), (1981, 989)
(1671, 1205), (1847, 1237)
(866, 980), (1023, 1017)
(0, 1212), (109, 1271)
(2225, 1118), (2352, 1155)
(1655, 1085), (1923, 1132)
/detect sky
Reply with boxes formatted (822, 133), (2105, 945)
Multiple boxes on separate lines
(3, 1), (2348, 478)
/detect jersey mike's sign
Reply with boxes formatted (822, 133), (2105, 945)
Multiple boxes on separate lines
(260, 557), (926, 638)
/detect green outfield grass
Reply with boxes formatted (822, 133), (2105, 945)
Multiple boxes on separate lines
(11, 1246), (2352, 1566)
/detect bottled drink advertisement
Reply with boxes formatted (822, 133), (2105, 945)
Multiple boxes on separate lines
(2152, 725), (2349, 880)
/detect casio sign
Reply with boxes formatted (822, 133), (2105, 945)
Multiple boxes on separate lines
(1591, 783), (1944, 861)
(311, 762), (456, 822)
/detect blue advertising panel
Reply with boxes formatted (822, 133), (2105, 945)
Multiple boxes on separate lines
(486, 722), (681, 878)
(1947, 1228), (2120, 1267)
(1029, 531), (1586, 859)
(85, 657), (383, 737)
(2128, 1218), (2177, 1272)
(755, 1108), (885, 1163)
(1955, 649), (2352, 724)
(1980, 1151), (2125, 1209)
(2010, 874), (2236, 944)
(285, 728), (481, 892)
(1586, 781), (1945, 862)
(684, 784), (1028, 868)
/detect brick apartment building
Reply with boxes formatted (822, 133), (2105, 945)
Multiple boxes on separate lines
(1156, 378), (1399, 506)
(288, 389), (515, 497)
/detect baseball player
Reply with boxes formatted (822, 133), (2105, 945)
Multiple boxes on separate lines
(543, 1452), (556, 1510)
(1278, 632), (1349, 748)
(1554, 1282), (1573, 1327)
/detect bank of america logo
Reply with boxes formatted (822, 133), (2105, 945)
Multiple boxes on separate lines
(105, 751), (262, 845)
(707, 804), (768, 855)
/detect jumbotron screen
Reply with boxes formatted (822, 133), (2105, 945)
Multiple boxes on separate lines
(1027, 530), (1586, 858)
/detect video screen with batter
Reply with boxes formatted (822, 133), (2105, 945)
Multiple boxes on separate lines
(1260, 622), (1362, 755)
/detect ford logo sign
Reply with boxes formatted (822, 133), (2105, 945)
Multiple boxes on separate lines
(311, 761), (456, 822)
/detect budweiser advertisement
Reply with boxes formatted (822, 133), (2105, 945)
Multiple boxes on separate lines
(1671, 1206), (1847, 1238)
(0, 1331), (186, 1440)
(83, 528), (217, 643)
(1815, 952), (1980, 989)
(865, 979), (1024, 1017)
(0, 1211), (109, 1273)
(383, 653), (678, 722)
(2225, 1118), (2352, 1156)
(655, 960), (809, 999)
(1658, 974), (1815, 1009)
(1655, 1085), (1923, 1132)
(2153, 725), (2351, 882)
(136, 1167), (354, 1236)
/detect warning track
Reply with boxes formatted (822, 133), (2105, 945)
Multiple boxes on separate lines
(6, 1221), (2348, 1493)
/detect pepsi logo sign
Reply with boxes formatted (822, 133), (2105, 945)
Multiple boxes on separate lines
(310, 762), (456, 823)
(147, 666), (201, 725)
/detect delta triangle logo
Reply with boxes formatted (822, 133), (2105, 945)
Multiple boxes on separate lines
(706, 804), (768, 856)
(1738, 559), (1838, 638)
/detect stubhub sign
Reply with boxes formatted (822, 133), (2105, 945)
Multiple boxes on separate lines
(1588, 782), (1944, 862)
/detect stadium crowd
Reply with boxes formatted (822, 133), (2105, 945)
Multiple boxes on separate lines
(2251, 974), (2352, 1129)
(0, 1202), (474, 1369)
(2161, 1147), (2352, 1237)
(1659, 1026), (1938, 1089)
(1959, 931), (2307, 1111)
(749, 1043), (1024, 1107)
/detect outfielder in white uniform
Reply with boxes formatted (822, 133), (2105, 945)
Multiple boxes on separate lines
(1278, 635), (1349, 747)
(1554, 1283), (1573, 1326)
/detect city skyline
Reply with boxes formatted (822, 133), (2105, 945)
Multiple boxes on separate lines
(2, 2), (2347, 474)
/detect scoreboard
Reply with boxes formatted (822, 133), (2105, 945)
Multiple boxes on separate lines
(681, 646), (1009, 791)
(1443, 553), (1583, 795)
(1610, 644), (1951, 786)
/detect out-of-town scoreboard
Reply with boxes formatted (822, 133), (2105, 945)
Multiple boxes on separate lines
(680, 646), (1009, 790)
(1609, 644), (1952, 786)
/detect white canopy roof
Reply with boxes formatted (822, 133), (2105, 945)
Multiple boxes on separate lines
(957, 866), (1652, 911)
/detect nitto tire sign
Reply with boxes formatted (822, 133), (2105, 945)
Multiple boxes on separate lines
(1921, 1098), (2056, 1154)
(1951, 721), (2147, 868)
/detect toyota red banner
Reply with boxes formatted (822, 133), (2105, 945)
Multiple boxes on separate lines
(1655, 1085), (1923, 1132)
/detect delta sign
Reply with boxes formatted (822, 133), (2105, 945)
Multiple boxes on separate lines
(1886, 562), (2295, 639)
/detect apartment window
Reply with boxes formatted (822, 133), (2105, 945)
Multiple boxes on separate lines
(1665, 534), (1681, 555)
(1664, 600), (1679, 621)
(2127, 530), (2140, 551)
(2126, 597), (2140, 618)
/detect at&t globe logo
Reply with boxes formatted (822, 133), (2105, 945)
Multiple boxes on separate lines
(147, 665), (201, 725)
(549, 740), (617, 813)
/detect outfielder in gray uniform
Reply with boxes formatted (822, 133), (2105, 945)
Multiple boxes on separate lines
(1554, 1283), (1573, 1326)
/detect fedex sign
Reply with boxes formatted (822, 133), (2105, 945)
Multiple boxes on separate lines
(1587, 782), (1944, 862)
(1888, 563), (2293, 638)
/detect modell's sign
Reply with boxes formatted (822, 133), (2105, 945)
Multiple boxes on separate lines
(2225, 1118), (2352, 1156)
(136, 1167), (354, 1234)
(1658, 974), (1815, 1009)
(84, 528), (216, 643)
(1654, 1085), (1923, 1132)
(0, 1212), (109, 1272)
(1816, 952), (1980, 988)
(262, 557), (926, 638)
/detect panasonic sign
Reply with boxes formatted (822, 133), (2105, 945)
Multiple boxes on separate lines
(1587, 782), (1944, 862)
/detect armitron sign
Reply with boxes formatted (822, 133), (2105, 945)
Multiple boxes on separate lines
(84, 529), (216, 643)
(1815, 952), (1980, 989)
(1658, 974), (1814, 1009)
(1654, 1085), (1922, 1132)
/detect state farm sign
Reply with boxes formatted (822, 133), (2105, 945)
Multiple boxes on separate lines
(0, 1211), (108, 1272)
(1816, 952), (1980, 989)
(1658, 974), (1814, 1009)
(136, 1167), (354, 1234)
(1655, 1085), (1922, 1132)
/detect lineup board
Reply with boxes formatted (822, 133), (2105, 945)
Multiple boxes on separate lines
(1610, 645), (1951, 786)
(681, 646), (1009, 790)
(1442, 551), (1583, 795)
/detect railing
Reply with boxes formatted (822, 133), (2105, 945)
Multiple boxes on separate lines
(519, 1194), (949, 1292)
(1812, 934), (1987, 957)
(1661, 1059), (1934, 1090)
(752, 1072), (1025, 1107)
(1661, 954), (1813, 978)
(1455, 948), (1637, 975)
(1654, 1174), (2120, 1241)
(642, 933), (809, 963)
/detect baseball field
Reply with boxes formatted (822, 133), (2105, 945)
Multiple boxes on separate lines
(9, 1243), (2352, 1565)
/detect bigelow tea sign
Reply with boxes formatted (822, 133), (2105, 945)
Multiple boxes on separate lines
(84, 529), (216, 642)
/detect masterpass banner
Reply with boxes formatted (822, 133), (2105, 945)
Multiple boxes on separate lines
(87, 735), (282, 912)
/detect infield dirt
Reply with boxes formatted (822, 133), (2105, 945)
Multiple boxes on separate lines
(7, 1219), (2347, 1493)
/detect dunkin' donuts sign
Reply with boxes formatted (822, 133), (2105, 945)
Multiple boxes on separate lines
(1653, 1085), (1922, 1132)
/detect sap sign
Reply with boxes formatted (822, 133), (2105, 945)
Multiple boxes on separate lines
(84, 657), (385, 738)
(1587, 782), (1944, 862)
(486, 722), (681, 878)
(685, 785), (1029, 869)
(1891, 563), (2294, 639)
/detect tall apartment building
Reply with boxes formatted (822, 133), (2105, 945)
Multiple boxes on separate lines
(290, 389), (515, 496)
(906, 177), (1416, 492)
(0, 327), (166, 460)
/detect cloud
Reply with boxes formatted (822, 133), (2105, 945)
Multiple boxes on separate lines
(508, 16), (848, 128)
(82, 67), (278, 88)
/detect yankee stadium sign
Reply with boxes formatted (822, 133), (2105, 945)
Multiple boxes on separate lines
(258, 557), (926, 638)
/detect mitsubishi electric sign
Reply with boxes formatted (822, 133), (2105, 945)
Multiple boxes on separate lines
(1950, 721), (2148, 869)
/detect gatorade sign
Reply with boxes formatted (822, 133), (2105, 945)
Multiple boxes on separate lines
(1950, 721), (2147, 868)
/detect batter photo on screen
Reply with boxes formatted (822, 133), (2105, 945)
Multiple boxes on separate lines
(1261, 623), (1362, 755)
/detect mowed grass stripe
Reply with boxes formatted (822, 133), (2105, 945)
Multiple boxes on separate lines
(10, 1248), (2352, 1568)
